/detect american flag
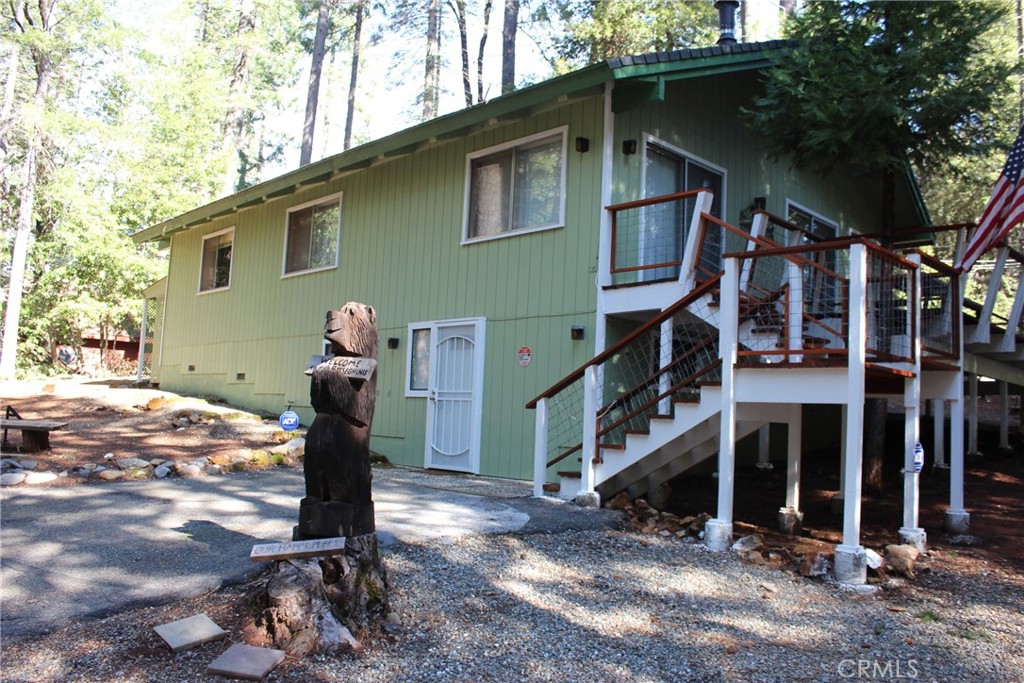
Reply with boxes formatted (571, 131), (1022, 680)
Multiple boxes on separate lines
(956, 124), (1024, 272)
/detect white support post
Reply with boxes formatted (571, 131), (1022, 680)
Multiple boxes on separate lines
(997, 267), (1024, 352)
(136, 298), (149, 384)
(932, 399), (947, 469)
(755, 425), (773, 470)
(787, 261), (804, 362)
(832, 404), (848, 515)
(679, 190), (715, 292)
(706, 257), (740, 551)
(658, 320), (673, 416)
(739, 213), (768, 293)
(969, 246), (1008, 344)
(533, 398), (549, 498)
(836, 244), (868, 584)
(946, 370), (970, 533)
(580, 365), (599, 498)
(778, 405), (804, 535)
(968, 372), (980, 456)
(899, 256), (926, 552)
(1000, 380), (1010, 450)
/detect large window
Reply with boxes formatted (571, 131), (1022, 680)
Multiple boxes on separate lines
(284, 194), (341, 276)
(465, 128), (566, 242)
(786, 202), (840, 317)
(199, 228), (233, 293)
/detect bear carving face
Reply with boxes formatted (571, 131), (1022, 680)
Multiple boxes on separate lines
(324, 302), (378, 360)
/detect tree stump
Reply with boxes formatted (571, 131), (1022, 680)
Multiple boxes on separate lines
(252, 302), (389, 655)
(253, 535), (389, 656)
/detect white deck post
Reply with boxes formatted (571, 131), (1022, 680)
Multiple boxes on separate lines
(580, 365), (599, 501)
(999, 380), (1010, 450)
(946, 329), (970, 533)
(899, 255), (926, 552)
(533, 398), (549, 498)
(706, 257), (740, 551)
(658, 320), (673, 415)
(136, 297), (149, 384)
(787, 261), (804, 362)
(835, 243), (867, 584)
(778, 405), (803, 535)
(932, 399), (947, 468)
(831, 404), (848, 515)
(968, 372), (980, 455)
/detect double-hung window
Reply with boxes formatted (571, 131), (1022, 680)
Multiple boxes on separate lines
(284, 194), (341, 276)
(464, 128), (567, 242)
(199, 228), (234, 293)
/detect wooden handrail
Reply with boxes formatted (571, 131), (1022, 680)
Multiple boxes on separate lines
(605, 189), (705, 213)
(751, 209), (823, 243)
(525, 273), (724, 409)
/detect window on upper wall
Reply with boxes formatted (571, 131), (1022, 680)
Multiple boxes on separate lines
(786, 201), (840, 317)
(199, 228), (234, 293)
(284, 194), (341, 276)
(464, 128), (567, 242)
(786, 202), (838, 242)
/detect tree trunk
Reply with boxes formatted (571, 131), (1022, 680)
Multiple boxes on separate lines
(477, 0), (492, 103)
(1, 1), (55, 380)
(501, 0), (518, 94)
(222, 0), (255, 195)
(448, 0), (471, 107)
(301, 0), (332, 167)
(343, 0), (364, 151)
(0, 44), (19, 152)
(423, 0), (441, 120)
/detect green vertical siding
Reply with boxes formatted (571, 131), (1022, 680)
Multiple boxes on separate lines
(611, 71), (882, 233)
(157, 96), (604, 480)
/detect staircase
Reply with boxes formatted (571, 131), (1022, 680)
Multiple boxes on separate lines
(527, 194), (925, 503)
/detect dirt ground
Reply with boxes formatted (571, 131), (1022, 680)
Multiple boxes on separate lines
(0, 377), (285, 480)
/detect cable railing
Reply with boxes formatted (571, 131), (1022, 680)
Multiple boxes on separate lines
(606, 190), (705, 287)
(909, 250), (960, 360)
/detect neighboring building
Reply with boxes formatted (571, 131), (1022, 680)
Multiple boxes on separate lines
(134, 36), (1023, 584)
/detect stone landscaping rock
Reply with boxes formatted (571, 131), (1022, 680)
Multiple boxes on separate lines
(605, 491), (633, 511)
(799, 552), (831, 577)
(81, 463), (97, 471)
(1, 472), (27, 486)
(249, 450), (272, 468)
(149, 458), (167, 467)
(206, 465), (222, 476)
(154, 465), (171, 478)
(117, 458), (151, 471)
(865, 548), (883, 570)
(285, 437), (305, 459)
(147, 396), (167, 411)
(180, 464), (202, 477)
(206, 453), (232, 466)
(885, 544), (920, 578)
(103, 452), (115, 460)
(731, 534), (765, 554)
(97, 469), (125, 481)
(16, 460), (38, 470)
(24, 471), (57, 485)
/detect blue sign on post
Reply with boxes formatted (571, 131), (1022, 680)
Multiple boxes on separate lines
(913, 443), (925, 473)
(279, 410), (300, 431)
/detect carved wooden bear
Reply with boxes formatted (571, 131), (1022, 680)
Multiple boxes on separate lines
(298, 302), (378, 539)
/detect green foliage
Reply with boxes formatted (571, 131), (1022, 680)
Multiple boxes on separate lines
(745, 1), (1013, 175)
(542, 0), (719, 72)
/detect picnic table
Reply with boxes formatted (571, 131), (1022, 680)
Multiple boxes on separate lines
(0, 416), (69, 453)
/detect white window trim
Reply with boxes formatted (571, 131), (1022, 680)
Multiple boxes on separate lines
(461, 125), (569, 245)
(785, 199), (841, 242)
(281, 191), (343, 279)
(197, 226), (235, 295)
(641, 134), (728, 217)
(405, 321), (432, 397)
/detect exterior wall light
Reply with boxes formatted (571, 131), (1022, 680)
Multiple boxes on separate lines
(622, 140), (638, 155)
(575, 137), (590, 153)
(387, 337), (400, 350)
(571, 325), (585, 341)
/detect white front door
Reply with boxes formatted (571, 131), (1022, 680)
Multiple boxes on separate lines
(425, 319), (485, 473)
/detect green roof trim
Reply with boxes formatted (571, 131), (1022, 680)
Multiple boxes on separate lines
(132, 41), (797, 245)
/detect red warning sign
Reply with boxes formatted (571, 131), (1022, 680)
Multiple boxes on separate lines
(517, 346), (533, 367)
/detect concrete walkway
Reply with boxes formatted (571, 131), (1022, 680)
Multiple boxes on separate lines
(0, 467), (621, 643)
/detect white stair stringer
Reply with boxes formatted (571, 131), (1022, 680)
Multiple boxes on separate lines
(592, 385), (722, 489)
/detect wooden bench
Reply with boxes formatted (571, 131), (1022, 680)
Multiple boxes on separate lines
(0, 417), (69, 453)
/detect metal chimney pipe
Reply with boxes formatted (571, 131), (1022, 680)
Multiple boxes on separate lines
(715, 0), (740, 45)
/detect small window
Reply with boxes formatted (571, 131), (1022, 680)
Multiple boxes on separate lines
(199, 228), (233, 293)
(406, 326), (432, 396)
(284, 195), (341, 276)
(465, 129), (566, 242)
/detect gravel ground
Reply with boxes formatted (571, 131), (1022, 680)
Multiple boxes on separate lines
(3, 526), (1022, 683)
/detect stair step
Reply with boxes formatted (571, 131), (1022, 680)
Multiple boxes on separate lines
(542, 482), (560, 493)
(557, 470), (581, 479)
(599, 443), (626, 451)
(625, 428), (649, 436)
(673, 396), (700, 404)
(649, 413), (673, 421)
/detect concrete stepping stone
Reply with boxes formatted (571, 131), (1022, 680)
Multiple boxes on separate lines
(153, 613), (227, 652)
(207, 643), (286, 681)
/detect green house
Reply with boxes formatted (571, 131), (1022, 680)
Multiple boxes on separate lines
(138, 37), (1024, 583)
